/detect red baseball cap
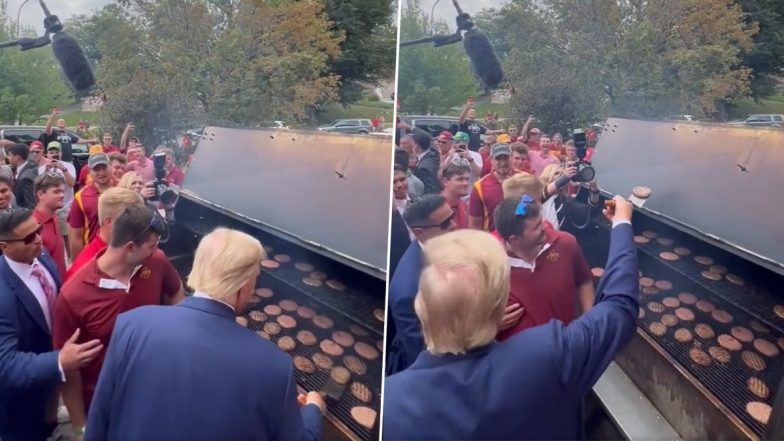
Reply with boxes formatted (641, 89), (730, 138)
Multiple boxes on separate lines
(437, 131), (453, 140)
(29, 140), (44, 149)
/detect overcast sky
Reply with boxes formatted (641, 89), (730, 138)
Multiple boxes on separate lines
(8, 0), (111, 33)
(416, 0), (505, 30)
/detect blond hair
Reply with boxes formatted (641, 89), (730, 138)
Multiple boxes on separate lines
(502, 171), (543, 199)
(187, 228), (265, 303)
(539, 163), (562, 186)
(117, 171), (142, 190)
(415, 230), (510, 355)
(97, 187), (144, 223)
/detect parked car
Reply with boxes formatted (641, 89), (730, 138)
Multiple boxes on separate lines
(1, 125), (90, 177)
(398, 115), (460, 138)
(728, 114), (784, 128)
(317, 119), (372, 134)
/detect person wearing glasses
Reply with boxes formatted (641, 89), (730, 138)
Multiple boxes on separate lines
(28, 141), (51, 168)
(0, 209), (103, 441)
(382, 197), (638, 440)
(53, 204), (185, 438)
(386, 194), (456, 375)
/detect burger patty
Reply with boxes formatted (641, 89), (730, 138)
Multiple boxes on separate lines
(312, 352), (334, 370)
(717, 334), (742, 351)
(694, 323), (715, 340)
(256, 331), (270, 340)
(591, 267), (604, 278)
(709, 265), (728, 275)
(694, 256), (714, 266)
(354, 342), (380, 361)
(662, 297), (680, 308)
(313, 315), (334, 329)
(730, 326), (754, 343)
(774, 305), (784, 319)
(648, 322), (667, 337)
(689, 348), (712, 367)
(255, 288), (274, 298)
(264, 305), (282, 316)
(746, 401), (772, 425)
(249, 310), (267, 322)
(326, 279), (346, 291)
(293, 356), (315, 374)
(279, 300), (298, 312)
(748, 377), (770, 400)
(320, 339), (344, 357)
(330, 366), (351, 385)
(350, 382), (373, 403)
(263, 322), (281, 336)
(274, 254), (291, 263)
(642, 287), (660, 296)
(309, 271), (328, 280)
(677, 292), (698, 305)
(741, 351), (767, 372)
(647, 302), (666, 313)
(656, 238), (674, 246)
(343, 355), (368, 375)
(750, 320), (770, 334)
(294, 262), (315, 272)
(296, 306), (316, 319)
(701, 271), (722, 281)
(654, 280), (673, 291)
(235, 317), (248, 327)
(634, 236), (650, 245)
(674, 328), (693, 343)
(675, 308), (695, 321)
(753, 338), (780, 357)
(639, 277), (655, 288)
(725, 273), (744, 286)
(708, 346), (731, 363)
(642, 230), (657, 239)
(296, 330), (317, 346)
(350, 325), (370, 337)
(302, 277), (324, 287)
(695, 300), (715, 313)
(674, 247), (692, 256)
(351, 406), (378, 430)
(661, 314), (678, 327)
(332, 331), (355, 348)
(373, 309), (385, 323)
(711, 310), (733, 324)
(261, 260), (280, 269)
(277, 336), (295, 351)
(659, 252), (679, 261)
(277, 315), (297, 329)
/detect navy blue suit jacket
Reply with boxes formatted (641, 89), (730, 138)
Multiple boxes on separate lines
(0, 253), (63, 441)
(85, 295), (322, 441)
(383, 223), (639, 440)
(386, 241), (423, 375)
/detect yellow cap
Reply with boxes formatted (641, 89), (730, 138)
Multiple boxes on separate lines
(496, 134), (510, 144)
(88, 145), (103, 155)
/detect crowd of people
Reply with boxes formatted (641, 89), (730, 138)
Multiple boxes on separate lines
(0, 107), (326, 441)
(386, 96), (639, 438)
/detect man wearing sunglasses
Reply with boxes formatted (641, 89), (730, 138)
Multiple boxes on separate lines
(0, 209), (103, 441)
(54, 205), (185, 437)
(387, 194), (456, 375)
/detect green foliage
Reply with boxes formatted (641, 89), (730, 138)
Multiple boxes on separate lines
(397, 0), (481, 115)
(0, 1), (71, 124)
(735, 0), (784, 99)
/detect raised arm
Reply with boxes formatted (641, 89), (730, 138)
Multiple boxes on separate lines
(458, 97), (474, 125)
(119, 123), (134, 152)
(520, 115), (535, 142)
(44, 107), (59, 136)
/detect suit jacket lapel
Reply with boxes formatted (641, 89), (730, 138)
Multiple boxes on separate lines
(0, 256), (51, 334)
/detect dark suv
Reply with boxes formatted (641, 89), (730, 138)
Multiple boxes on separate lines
(1, 125), (90, 175)
(398, 115), (460, 138)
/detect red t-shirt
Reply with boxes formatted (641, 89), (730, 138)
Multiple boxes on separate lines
(78, 166), (89, 187)
(446, 196), (468, 229)
(525, 140), (540, 151)
(33, 209), (65, 278)
(497, 228), (592, 341)
(165, 167), (184, 186)
(64, 235), (107, 281)
(68, 183), (102, 246)
(52, 248), (181, 412)
(102, 145), (120, 154)
(469, 173), (504, 231)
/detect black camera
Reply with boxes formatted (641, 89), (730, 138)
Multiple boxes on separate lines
(569, 130), (595, 182)
(149, 152), (178, 206)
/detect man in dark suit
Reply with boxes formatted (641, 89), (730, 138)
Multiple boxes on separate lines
(86, 227), (325, 441)
(410, 129), (441, 194)
(383, 196), (639, 440)
(386, 194), (456, 375)
(0, 209), (103, 441)
(6, 143), (39, 209)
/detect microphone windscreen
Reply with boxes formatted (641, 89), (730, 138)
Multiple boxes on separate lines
(51, 31), (95, 92)
(462, 30), (504, 89)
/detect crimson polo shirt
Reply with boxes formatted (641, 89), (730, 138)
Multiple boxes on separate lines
(68, 183), (102, 245)
(445, 196), (468, 229)
(469, 173), (506, 231)
(496, 228), (592, 341)
(52, 248), (181, 412)
(64, 235), (107, 282)
(33, 208), (66, 278)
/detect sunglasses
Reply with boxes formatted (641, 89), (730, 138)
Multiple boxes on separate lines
(412, 209), (455, 230)
(515, 194), (535, 216)
(1, 225), (43, 245)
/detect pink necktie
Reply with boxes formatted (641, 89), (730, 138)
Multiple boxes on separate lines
(31, 264), (56, 321)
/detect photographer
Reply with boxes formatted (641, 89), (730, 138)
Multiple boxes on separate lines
(153, 147), (184, 186)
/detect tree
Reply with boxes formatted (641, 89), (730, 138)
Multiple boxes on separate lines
(397, 0), (481, 115)
(0, 1), (71, 124)
(735, 0), (784, 98)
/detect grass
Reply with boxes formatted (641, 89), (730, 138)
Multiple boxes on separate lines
(317, 100), (395, 126)
(727, 94), (784, 120)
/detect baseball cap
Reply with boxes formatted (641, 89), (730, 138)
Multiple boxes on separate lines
(452, 131), (469, 142)
(496, 134), (510, 144)
(529, 128), (541, 134)
(88, 145), (103, 155)
(88, 153), (110, 169)
(490, 143), (511, 159)
(30, 140), (44, 150)
(47, 141), (62, 151)
(437, 131), (452, 140)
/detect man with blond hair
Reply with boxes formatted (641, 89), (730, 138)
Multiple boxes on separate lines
(85, 228), (325, 441)
(383, 197), (639, 440)
(64, 187), (144, 280)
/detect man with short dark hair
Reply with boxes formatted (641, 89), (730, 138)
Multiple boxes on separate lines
(0, 209), (102, 441)
(510, 142), (532, 174)
(441, 162), (471, 229)
(40, 142), (76, 256)
(457, 97), (498, 152)
(108, 153), (127, 183)
(55, 204), (185, 437)
(410, 130), (441, 194)
(387, 194), (456, 375)
(33, 174), (67, 278)
(101, 133), (120, 154)
(394, 148), (423, 199)
(28, 141), (50, 168)
(0, 175), (15, 214)
(68, 153), (114, 258)
(7, 143), (38, 209)
(469, 143), (515, 231)
(41, 107), (96, 163)
(494, 195), (595, 341)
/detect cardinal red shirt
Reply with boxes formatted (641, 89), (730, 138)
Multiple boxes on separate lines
(68, 183), (102, 245)
(469, 173), (505, 231)
(64, 235), (107, 281)
(165, 167), (185, 186)
(496, 228), (592, 341)
(33, 209), (65, 278)
(52, 248), (181, 413)
(446, 196), (468, 229)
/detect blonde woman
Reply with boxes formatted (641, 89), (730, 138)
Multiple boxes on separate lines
(118, 171), (155, 200)
(539, 164), (599, 231)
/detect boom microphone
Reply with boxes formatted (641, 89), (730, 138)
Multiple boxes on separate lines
(51, 31), (95, 92)
(462, 29), (504, 89)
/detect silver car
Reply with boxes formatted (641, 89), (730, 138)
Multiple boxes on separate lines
(729, 114), (784, 128)
(318, 119), (372, 134)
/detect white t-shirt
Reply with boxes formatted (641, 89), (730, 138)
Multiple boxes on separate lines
(39, 162), (76, 206)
